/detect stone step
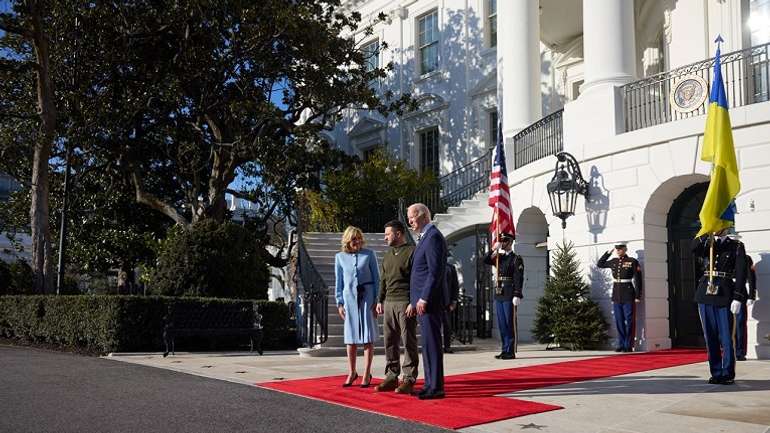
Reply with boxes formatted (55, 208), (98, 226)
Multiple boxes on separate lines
(298, 343), (478, 358)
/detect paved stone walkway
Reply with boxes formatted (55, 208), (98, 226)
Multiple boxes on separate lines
(108, 341), (770, 433)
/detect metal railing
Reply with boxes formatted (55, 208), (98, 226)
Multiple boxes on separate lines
(623, 41), (770, 132)
(438, 149), (492, 208)
(297, 234), (328, 347)
(513, 109), (564, 169)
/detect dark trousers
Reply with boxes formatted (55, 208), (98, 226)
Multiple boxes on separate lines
(441, 309), (452, 350)
(736, 302), (748, 358)
(418, 311), (444, 392)
(698, 303), (736, 380)
(613, 302), (635, 350)
(495, 300), (515, 354)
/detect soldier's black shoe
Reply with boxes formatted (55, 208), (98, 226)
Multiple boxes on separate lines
(737, 356), (747, 361)
(500, 352), (515, 360)
(494, 352), (505, 359)
(719, 378), (735, 385)
(614, 347), (623, 352)
(623, 348), (632, 353)
(708, 377), (720, 384)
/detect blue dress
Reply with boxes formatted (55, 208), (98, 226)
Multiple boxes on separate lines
(335, 249), (380, 345)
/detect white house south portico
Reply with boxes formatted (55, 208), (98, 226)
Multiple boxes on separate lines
(331, 0), (770, 359)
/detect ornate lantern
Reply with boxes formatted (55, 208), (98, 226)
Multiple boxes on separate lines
(547, 152), (590, 229)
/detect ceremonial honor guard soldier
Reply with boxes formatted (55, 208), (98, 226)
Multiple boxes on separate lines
(597, 243), (642, 352)
(483, 232), (524, 360)
(692, 229), (747, 384)
(736, 254), (758, 361)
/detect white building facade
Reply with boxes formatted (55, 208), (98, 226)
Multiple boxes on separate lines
(333, 0), (770, 359)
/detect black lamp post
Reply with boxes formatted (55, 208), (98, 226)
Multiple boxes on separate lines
(547, 152), (590, 229)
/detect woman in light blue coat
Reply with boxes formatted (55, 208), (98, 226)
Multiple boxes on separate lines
(335, 226), (379, 388)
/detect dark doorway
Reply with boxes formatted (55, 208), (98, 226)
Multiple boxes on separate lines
(667, 182), (708, 348)
(475, 224), (494, 338)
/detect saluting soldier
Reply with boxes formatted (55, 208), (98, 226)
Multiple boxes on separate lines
(736, 252), (757, 361)
(692, 229), (747, 384)
(483, 232), (524, 360)
(597, 243), (642, 352)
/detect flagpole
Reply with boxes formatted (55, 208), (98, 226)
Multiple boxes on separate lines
(708, 233), (715, 293)
(495, 206), (500, 294)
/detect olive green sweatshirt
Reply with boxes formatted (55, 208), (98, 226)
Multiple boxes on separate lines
(378, 243), (415, 303)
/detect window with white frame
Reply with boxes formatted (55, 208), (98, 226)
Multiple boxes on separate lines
(488, 0), (497, 48)
(418, 10), (439, 75)
(361, 39), (379, 72)
(419, 127), (440, 174)
(488, 110), (498, 148)
(747, 0), (770, 46)
(745, 0), (770, 102)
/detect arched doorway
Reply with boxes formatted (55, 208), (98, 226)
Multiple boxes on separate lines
(514, 207), (549, 342)
(667, 182), (708, 348)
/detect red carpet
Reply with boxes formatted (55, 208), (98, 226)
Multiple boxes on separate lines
(257, 349), (706, 430)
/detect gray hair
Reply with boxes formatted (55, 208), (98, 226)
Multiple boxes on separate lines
(408, 203), (432, 220)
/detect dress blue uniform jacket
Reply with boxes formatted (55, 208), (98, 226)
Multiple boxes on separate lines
(691, 236), (747, 306)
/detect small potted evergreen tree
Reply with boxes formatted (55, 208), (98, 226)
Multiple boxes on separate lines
(533, 242), (608, 350)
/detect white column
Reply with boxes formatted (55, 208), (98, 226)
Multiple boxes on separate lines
(563, 0), (637, 155)
(497, 0), (541, 138)
(582, 0), (637, 91)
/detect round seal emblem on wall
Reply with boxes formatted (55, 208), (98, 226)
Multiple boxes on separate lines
(669, 75), (708, 113)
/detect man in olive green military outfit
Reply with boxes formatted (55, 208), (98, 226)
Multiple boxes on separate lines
(375, 220), (419, 394)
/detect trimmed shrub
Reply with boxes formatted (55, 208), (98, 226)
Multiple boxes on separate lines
(0, 259), (34, 295)
(148, 219), (270, 299)
(0, 295), (294, 354)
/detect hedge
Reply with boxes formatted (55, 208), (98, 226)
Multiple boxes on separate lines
(0, 295), (294, 354)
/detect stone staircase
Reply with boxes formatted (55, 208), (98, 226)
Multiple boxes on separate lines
(432, 192), (491, 240)
(297, 232), (391, 357)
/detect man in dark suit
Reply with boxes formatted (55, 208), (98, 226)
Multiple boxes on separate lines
(736, 253), (758, 361)
(407, 203), (449, 400)
(442, 257), (460, 353)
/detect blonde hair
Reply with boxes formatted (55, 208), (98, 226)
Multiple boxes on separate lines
(341, 226), (365, 253)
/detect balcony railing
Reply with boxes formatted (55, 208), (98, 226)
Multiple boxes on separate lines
(623, 41), (770, 132)
(513, 109), (564, 169)
(438, 149), (492, 208)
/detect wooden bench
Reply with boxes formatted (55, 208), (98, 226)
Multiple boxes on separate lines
(162, 301), (263, 357)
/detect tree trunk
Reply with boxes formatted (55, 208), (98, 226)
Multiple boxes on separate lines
(29, 3), (56, 294)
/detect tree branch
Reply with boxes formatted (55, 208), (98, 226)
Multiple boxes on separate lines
(0, 20), (33, 39)
(0, 59), (40, 73)
(131, 171), (189, 225)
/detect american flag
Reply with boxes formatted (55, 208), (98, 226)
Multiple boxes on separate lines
(488, 123), (514, 244)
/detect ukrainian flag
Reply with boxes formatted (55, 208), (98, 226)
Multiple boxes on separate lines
(696, 39), (741, 238)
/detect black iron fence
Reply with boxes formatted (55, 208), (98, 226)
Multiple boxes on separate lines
(623, 41), (770, 132)
(297, 236), (328, 347)
(513, 109), (564, 169)
(438, 149), (492, 208)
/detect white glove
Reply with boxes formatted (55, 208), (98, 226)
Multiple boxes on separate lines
(747, 299), (755, 307)
(512, 296), (521, 307)
(730, 300), (742, 315)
